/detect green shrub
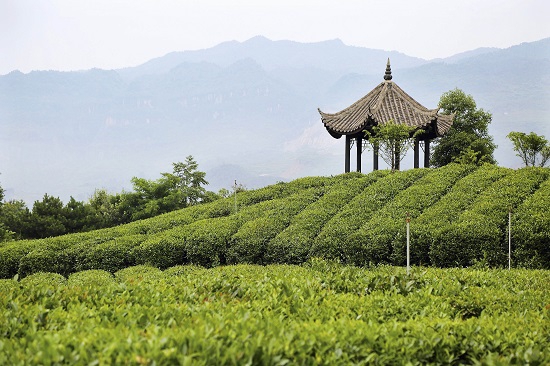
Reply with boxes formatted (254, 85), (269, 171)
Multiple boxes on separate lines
(184, 216), (242, 267)
(430, 167), (549, 267)
(266, 173), (383, 264)
(19, 271), (66, 289)
(409, 165), (510, 266)
(313, 168), (433, 263)
(18, 248), (73, 278)
(68, 269), (115, 287)
(228, 188), (324, 264)
(311, 169), (415, 261)
(114, 265), (164, 282)
(78, 235), (146, 273)
(0, 241), (39, 278)
(133, 227), (188, 269)
(512, 174), (550, 268)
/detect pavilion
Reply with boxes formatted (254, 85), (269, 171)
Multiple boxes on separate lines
(318, 59), (453, 172)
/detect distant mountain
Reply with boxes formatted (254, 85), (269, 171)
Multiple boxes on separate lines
(1, 36), (549, 204)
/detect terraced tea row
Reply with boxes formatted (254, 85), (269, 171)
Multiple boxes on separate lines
(1, 165), (549, 278)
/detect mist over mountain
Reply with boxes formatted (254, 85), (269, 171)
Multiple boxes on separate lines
(1, 36), (549, 204)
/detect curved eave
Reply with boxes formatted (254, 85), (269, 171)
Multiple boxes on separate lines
(434, 113), (454, 136)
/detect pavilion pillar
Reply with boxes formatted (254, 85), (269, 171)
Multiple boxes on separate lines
(356, 136), (362, 172)
(345, 135), (351, 173)
(413, 139), (420, 169)
(424, 140), (431, 168)
(373, 143), (379, 171)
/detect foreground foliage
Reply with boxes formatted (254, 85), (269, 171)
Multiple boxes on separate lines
(0, 262), (548, 365)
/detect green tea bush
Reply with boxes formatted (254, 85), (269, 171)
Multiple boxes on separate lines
(0, 240), (39, 278)
(228, 188), (325, 264)
(67, 269), (115, 288)
(311, 169), (430, 264)
(409, 165), (510, 266)
(19, 271), (66, 289)
(378, 164), (477, 265)
(18, 248), (73, 278)
(512, 175), (550, 268)
(78, 234), (146, 273)
(266, 174), (382, 264)
(311, 169), (414, 260)
(114, 264), (164, 282)
(2, 263), (548, 364)
(133, 227), (188, 269)
(184, 216), (243, 267)
(430, 167), (550, 267)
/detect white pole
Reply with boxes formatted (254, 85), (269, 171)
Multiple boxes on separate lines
(508, 208), (512, 270)
(234, 180), (237, 213)
(406, 213), (410, 276)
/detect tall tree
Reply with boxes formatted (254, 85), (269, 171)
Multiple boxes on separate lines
(431, 89), (496, 167)
(28, 194), (67, 238)
(0, 182), (15, 242)
(365, 121), (419, 171)
(507, 131), (550, 167)
(171, 155), (209, 206)
(0, 200), (30, 240)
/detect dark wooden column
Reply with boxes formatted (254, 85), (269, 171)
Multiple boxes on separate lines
(345, 135), (351, 173)
(394, 145), (400, 171)
(373, 144), (379, 171)
(413, 139), (420, 169)
(356, 136), (362, 172)
(424, 140), (431, 168)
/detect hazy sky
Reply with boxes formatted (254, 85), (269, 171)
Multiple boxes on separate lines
(1, 0), (549, 74)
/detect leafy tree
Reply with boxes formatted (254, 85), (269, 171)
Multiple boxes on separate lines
(507, 131), (550, 167)
(89, 189), (124, 228)
(365, 120), (420, 171)
(0, 182), (15, 242)
(64, 196), (96, 233)
(114, 156), (210, 222)
(172, 155), (209, 206)
(0, 199), (31, 240)
(124, 174), (183, 221)
(28, 194), (67, 238)
(432, 88), (496, 167)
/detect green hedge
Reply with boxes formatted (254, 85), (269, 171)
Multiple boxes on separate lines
(265, 173), (383, 264)
(311, 169), (420, 261)
(133, 227), (189, 269)
(409, 165), (510, 266)
(430, 167), (550, 267)
(346, 164), (474, 266)
(512, 176), (550, 268)
(228, 187), (326, 265)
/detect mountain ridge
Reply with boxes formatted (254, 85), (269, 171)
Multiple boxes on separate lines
(1, 36), (549, 205)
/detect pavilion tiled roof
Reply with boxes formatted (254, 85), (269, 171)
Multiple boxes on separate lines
(318, 60), (453, 138)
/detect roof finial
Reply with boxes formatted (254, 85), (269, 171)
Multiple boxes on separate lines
(384, 58), (392, 81)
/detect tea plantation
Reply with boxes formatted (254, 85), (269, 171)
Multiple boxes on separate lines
(1, 164), (550, 364)
(0, 262), (548, 364)
(1, 164), (549, 278)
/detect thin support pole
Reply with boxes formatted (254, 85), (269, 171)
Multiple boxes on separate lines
(406, 213), (411, 276)
(508, 209), (512, 270)
(234, 180), (238, 213)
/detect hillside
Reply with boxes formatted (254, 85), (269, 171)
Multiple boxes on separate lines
(1, 164), (549, 279)
(1, 37), (549, 204)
